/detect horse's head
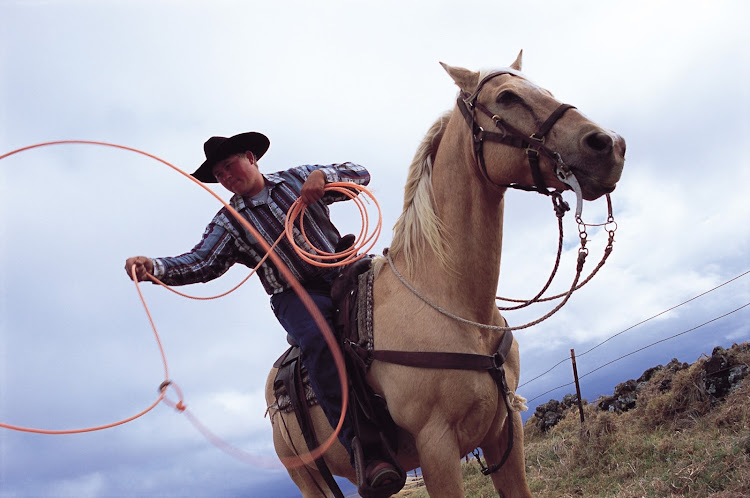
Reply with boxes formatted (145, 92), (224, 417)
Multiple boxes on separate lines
(442, 51), (625, 201)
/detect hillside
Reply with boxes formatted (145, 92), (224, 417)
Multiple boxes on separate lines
(397, 341), (749, 497)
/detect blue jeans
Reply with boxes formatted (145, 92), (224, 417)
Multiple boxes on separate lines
(270, 286), (354, 456)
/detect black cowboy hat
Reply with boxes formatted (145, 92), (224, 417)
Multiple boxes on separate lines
(192, 132), (270, 183)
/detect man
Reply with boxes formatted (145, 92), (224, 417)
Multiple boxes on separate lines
(125, 132), (400, 493)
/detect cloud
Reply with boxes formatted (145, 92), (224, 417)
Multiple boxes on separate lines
(2, 1), (749, 496)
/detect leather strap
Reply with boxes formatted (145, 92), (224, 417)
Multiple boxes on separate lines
(456, 70), (576, 195)
(536, 103), (575, 138)
(370, 330), (516, 474)
(277, 352), (344, 498)
(371, 329), (514, 371)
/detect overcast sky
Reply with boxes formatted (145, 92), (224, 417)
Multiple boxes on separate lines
(1, 1), (748, 496)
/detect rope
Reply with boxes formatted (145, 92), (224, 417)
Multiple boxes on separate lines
(0, 264), (172, 434)
(386, 245), (587, 332)
(286, 183), (382, 267)
(147, 233), (284, 300)
(0, 140), (380, 470)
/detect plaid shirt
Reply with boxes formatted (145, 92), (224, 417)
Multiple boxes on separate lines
(152, 163), (370, 295)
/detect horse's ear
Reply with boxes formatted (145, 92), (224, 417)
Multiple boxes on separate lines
(440, 62), (480, 94)
(510, 50), (523, 71)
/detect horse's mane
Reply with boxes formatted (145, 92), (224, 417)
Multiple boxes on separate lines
(389, 69), (510, 274)
(390, 110), (453, 274)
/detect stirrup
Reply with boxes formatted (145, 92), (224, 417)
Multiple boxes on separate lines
(351, 436), (406, 498)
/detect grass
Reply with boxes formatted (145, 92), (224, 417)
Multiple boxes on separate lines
(397, 343), (750, 497)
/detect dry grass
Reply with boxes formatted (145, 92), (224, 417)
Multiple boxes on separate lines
(398, 344), (749, 497)
(524, 347), (749, 498)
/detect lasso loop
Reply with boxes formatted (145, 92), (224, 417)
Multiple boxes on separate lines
(0, 140), (381, 470)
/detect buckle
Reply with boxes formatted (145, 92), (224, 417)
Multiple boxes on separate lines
(491, 352), (505, 370)
(528, 133), (545, 144)
(526, 134), (544, 157)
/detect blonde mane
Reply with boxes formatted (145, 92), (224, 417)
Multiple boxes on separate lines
(390, 110), (453, 274)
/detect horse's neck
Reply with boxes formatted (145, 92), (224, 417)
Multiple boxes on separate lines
(412, 121), (505, 322)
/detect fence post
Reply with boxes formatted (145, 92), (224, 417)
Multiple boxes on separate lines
(570, 348), (585, 425)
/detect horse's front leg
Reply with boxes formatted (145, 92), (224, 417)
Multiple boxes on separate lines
(415, 424), (466, 498)
(480, 410), (532, 498)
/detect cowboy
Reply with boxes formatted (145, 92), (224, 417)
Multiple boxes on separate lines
(124, 132), (400, 493)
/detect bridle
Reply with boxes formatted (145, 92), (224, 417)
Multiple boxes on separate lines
(456, 69), (584, 213)
(456, 68), (617, 310)
(385, 68), (618, 329)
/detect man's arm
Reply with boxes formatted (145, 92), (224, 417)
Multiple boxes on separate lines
(123, 218), (238, 285)
(316, 162), (370, 187)
(294, 163), (370, 205)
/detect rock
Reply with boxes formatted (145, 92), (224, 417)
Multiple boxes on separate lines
(561, 393), (579, 410)
(534, 397), (578, 432)
(597, 379), (638, 413)
(700, 344), (748, 405)
(728, 364), (749, 387)
(665, 358), (689, 372)
(637, 365), (663, 384)
(530, 342), (748, 431)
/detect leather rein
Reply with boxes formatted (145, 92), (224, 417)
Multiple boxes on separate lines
(457, 69), (617, 311)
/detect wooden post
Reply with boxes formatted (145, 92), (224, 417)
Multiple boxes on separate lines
(570, 348), (585, 425)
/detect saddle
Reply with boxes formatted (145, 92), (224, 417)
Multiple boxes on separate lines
(271, 256), (405, 498)
(271, 252), (518, 495)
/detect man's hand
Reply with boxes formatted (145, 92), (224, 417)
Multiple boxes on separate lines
(300, 169), (326, 205)
(124, 256), (154, 281)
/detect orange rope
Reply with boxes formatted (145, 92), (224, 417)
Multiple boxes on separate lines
(0, 265), (171, 434)
(286, 183), (381, 267)
(0, 140), (379, 469)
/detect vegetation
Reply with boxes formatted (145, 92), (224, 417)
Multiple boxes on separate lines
(397, 343), (750, 497)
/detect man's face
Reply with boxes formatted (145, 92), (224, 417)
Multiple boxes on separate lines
(212, 152), (264, 196)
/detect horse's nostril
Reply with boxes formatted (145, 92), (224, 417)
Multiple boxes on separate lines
(584, 131), (613, 153)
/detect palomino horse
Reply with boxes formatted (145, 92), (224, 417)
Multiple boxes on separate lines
(265, 51), (625, 497)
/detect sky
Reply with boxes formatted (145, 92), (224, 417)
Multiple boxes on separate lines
(1, 0), (748, 496)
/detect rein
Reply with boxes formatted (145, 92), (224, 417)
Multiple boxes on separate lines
(498, 195), (617, 308)
(497, 193), (617, 310)
(385, 244), (586, 332)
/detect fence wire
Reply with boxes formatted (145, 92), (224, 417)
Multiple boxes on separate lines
(520, 269), (749, 404)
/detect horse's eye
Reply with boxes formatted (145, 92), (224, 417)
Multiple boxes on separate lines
(497, 90), (522, 106)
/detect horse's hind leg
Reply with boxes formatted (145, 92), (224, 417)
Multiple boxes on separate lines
(481, 411), (532, 498)
(266, 370), (354, 497)
(282, 464), (333, 498)
(270, 413), (337, 497)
